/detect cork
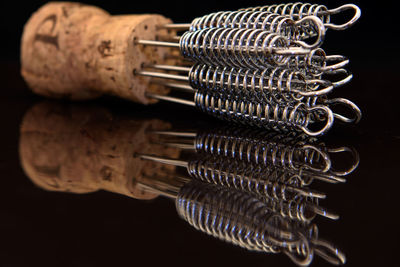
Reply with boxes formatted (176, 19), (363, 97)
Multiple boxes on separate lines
(19, 101), (180, 200)
(20, 2), (174, 104)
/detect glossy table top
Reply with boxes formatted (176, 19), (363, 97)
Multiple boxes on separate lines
(1, 59), (399, 267)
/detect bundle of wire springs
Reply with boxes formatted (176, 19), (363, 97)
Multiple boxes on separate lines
(138, 2), (362, 136)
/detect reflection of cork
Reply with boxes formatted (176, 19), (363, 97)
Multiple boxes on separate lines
(19, 102), (180, 200)
(20, 2), (174, 104)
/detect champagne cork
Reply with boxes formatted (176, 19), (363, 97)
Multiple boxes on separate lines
(20, 2), (174, 104)
(19, 101), (180, 200)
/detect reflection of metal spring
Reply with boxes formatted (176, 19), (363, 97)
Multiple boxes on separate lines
(177, 180), (299, 253)
(179, 28), (311, 69)
(240, 3), (361, 32)
(154, 127), (359, 183)
(189, 10), (325, 49)
(187, 155), (325, 201)
(176, 180), (345, 265)
(194, 90), (333, 136)
(188, 63), (335, 104)
(193, 130), (360, 178)
(267, 194), (322, 222)
(194, 130), (331, 172)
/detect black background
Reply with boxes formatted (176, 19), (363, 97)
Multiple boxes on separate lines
(1, 1), (399, 267)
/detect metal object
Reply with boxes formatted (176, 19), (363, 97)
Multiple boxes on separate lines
(142, 63), (344, 99)
(137, 124), (359, 221)
(136, 3), (362, 136)
(133, 121), (359, 264)
(178, 29), (349, 73)
(147, 90), (334, 136)
(186, 64), (351, 99)
(239, 3), (361, 31)
(153, 127), (360, 179)
(137, 63), (360, 136)
(188, 10), (326, 49)
(176, 181), (345, 265)
(138, 177), (346, 266)
(138, 153), (327, 201)
(140, 122), (359, 220)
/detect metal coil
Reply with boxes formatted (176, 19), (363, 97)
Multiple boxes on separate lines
(284, 48), (325, 76)
(190, 10), (296, 36)
(193, 129), (331, 173)
(240, 3), (329, 21)
(194, 90), (334, 136)
(188, 63), (335, 104)
(176, 180), (301, 253)
(180, 27), (307, 68)
(184, 68), (358, 125)
(189, 10), (325, 49)
(187, 155), (322, 201)
(239, 2), (361, 31)
(181, 32), (347, 76)
(268, 195), (319, 222)
(176, 181), (345, 265)
(151, 125), (359, 183)
(180, 29), (348, 78)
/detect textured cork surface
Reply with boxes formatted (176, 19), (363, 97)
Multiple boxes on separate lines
(21, 2), (174, 104)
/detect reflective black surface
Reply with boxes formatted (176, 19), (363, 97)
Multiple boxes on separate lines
(1, 0), (399, 266)
(1, 61), (399, 266)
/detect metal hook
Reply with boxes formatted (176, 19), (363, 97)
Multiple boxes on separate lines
(301, 105), (334, 136)
(324, 4), (361, 31)
(312, 238), (347, 265)
(327, 146), (360, 176)
(330, 69), (353, 88)
(283, 233), (314, 266)
(300, 144), (331, 173)
(325, 98), (362, 124)
(320, 55), (349, 72)
(302, 79), (333, 96)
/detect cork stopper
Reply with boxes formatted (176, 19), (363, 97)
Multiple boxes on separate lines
(20, 2), (174, 104)
(19, 102), (181, 200)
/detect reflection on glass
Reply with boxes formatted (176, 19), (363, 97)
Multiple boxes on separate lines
(20, 101), (359, 266)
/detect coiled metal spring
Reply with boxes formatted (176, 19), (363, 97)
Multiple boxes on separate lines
(181, 28), (348, 75)
(179, 29), (349, 77)
(176, 180), (345, 266)
(239, 3), (361, 31)
(138, 152), (325, 201)
(153, 126), (359, 184)
(141, 159), (339, 223)
(194, 130), (330, 172)
(141, 63), (358, 122)
(194, 90), (333, 136)
(177, 180), (302, 253)
(179, 27), (312, 69)
(140, 65), (359, 135)
(265, 194), (331, 222)
(189, 10), (325, 49)
(188, 63), (358, 123)
(187, 155), (325, 201)
(193, 129), (359, 177)
(188, 63), (343, 104)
